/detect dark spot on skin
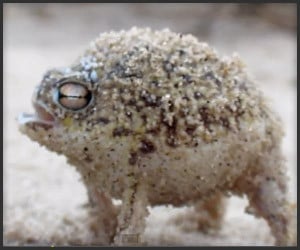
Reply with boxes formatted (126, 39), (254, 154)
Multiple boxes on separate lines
(97, 117), (110, 125)
(235, 79), (248, 91)
(113, 127), (132, 137)
(202, 71), (221, 88)
(128, 98), (137, 106)
(146, 127), (161, 135)
(194, 91), (202, 99)
(127, 50), (135, 57)
(182, 96), (190, 101)
(84, 155), (93, 163)
(215, 79), (222, 88)
(126, 172), (135, 177)
(266, 176), (275, 181)
(166, 135), (178, 148)
(112, 53), (145, 79)
(168, 100), (174, 112)
(136, 105), (143, 113)
(160, 109), (179, 147)
(182, 74), (193, 85)
(150, 80), (161, 88)
(234, 97), (241, 108)
(163, 60), (174, 72)
(125, 111), (132, 118)
(196, 176), (200, 179)
(114, 62), (126, 78)
(163, 60), (175, 79)
(178, 49), (185, 56)
(159, 192), (166, 197)
(186, 125), (197, 136)
(107, 62), (126, 79)
(112, 179), (119, 186)
(118, 88), (125, 94)
(220, 116), (230, 129)
(179, 107), (188, 117)
(84, 147), (88, 151)
(112, 104), (118, 111)
(139, 139), (156, 154)
(124, 71), (143, 78)
(237, 109), (245, 117)
(225, 105), (234, 113)
(223, 99), (244, 129)
(128, 152), (138, 165)
(234, 98), (245, 117)
(140, 90), (161, 107)
(141, 114), (147, 125)
(199, 106), (210, 128)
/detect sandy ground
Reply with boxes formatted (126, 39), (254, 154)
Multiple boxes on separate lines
(3, 3), (297, 246)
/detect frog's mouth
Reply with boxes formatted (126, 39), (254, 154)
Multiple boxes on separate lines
(18, 102), (56, 130)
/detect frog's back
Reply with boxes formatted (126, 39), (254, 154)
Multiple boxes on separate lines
(74, 27), (282, 148)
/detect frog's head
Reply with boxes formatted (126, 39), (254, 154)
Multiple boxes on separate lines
(17, 56), (108, 158)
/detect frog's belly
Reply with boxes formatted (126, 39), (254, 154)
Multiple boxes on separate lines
(95, 132), (258, 206)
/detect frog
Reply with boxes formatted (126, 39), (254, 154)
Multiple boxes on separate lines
(18, 27), (294, 246)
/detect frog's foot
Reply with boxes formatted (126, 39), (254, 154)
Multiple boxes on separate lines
(194, 192), (226, 233)
(173, 192), (226, 234)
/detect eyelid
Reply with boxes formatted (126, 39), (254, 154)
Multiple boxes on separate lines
(59, 83), (89, 98)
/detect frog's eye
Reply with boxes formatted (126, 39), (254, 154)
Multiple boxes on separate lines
(55, 82), (92, 111)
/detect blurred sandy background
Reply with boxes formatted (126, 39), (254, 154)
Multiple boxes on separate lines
(3, 3), (297, 246)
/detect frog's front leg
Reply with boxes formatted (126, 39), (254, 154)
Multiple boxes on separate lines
(71, 160), (119, 245)
(113, 180), (149, 246)
(232, 147), (295, 246)
(88, 187), (118, 245)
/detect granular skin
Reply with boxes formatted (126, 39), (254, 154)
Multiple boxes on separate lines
(18, 27), (295, 246)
